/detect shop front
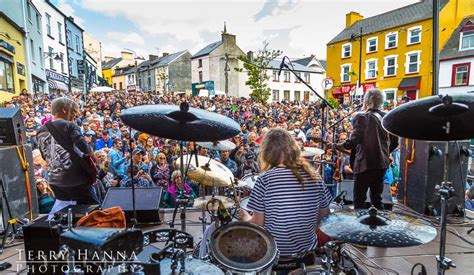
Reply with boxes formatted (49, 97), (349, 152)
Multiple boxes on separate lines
(46, 69), (69, 93)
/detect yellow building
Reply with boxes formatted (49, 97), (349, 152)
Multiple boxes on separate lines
(326, 0), (474, 106)
(0, 12), (29, 103)
(102, 51), (135, 86)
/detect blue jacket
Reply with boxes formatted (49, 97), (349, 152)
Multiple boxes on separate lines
(96, 138), (113, 150)
(221, 158), (238, 176)
(109, 148), (128, 179)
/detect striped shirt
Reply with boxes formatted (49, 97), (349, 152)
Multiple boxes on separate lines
(247, 167), (332, 256)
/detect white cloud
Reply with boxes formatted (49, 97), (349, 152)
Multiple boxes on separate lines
(58, 0), (85, 27)
(79, 0), (417, 59)
(106, 32), (145, 46)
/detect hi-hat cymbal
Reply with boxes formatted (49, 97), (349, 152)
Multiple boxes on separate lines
(300, 147), (325, 158)
(193, 195), (235, 211)
(120, 102), (241, 142)
(175, 155), (234, 187)
(319, 208), (437, 247)
(382, 93), (474, 141)
(197, 140), (236, 151)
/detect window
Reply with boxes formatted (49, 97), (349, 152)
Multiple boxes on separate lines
(407, 26), (422, 45)
(119, 82), (123, 90)
(405, 51), (420, 74)
(283, 90), (290, 101)
(272, 70), (279, 81)
(284, 71), (290, 82)
(272, 90), (279, 101)
(341, 64), (351, 82)
(66, 30), (72, 49)
(27, 3), (32, 21)
(48, 47), (54, 69)
(39, 47), (43, 67)
(75, 35), (80, 52)
(295, 72), (301, 83)
(198, 71), (203, 83)
(36, 14), (41, 31)
(365, 59), (377, 80)
(58, 22), (63, 43)
(60, 53), (65, 73)
(113, 83), (116, 90)
(460, 30), (474, 50)
(451, 63), (470, 86)
(384, 55), (398, 77)
(304, 91), (310, 101)
(46, 13), (51, 36)
(304, 73), (310, 83)
(385, 32), (398, 49)
(366, 37), (378, 53)
(30, 39), (35, 61)
(294, 91), (301, 101)
(198, 59), (202, 68)
(341, 43), (351, 58)
(0, 60), (14, 92)
(384, 89), (396, 107)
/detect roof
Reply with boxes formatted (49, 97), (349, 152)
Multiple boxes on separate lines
(440, 16), (474, 60)
(113, 66), (135, 76)
(102, 58), (122, 70)
(293, 56), (314, 67)
(267, 60), (320, 73)
(152, 50), (188, 67)
(328, 0), (449, 44)
(319, 60), (327, 70)
(191, 41), (223, 59)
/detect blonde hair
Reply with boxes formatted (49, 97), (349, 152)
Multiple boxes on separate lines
(259, 128), (319, 185)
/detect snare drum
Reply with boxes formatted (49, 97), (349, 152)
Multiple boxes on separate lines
(209, 222), (279, 273)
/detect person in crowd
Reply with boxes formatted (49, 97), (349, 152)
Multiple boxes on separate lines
(144, 137), (159, 161)
(84, 131), (96, 152)
(161, 170), (196, 208)
(96, 130), (113, 150)
(150, 152), (172, 188)
(36, 178), (55, 214)
(466, 185), (474, 211)
(109, 139), (128, 180)
(237, 128), (332, 265)
(328, 89), (398, 209)
(32, 149), (48, 180)
(37, 97), (98, 218)
(237, 152), (260, 178)
(220, 150), (238, 177)
(120, 164), (153, 187)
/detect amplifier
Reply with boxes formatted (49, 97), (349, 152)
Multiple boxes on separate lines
(102, 187), (164, 224)
(0, 108), (26, 146)
(54, 204), (99, 225)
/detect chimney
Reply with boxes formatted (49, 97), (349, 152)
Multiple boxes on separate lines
(121, 51), (133, 60)
(222, 32), (236, 46)
(346, 11), (363, 27)
(247, 51), (254, 63)
(149, 54), (159, 61)
(162, 53), (169, 57)
(104, 56), (115, 63)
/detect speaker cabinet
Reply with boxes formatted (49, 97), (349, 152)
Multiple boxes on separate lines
(399, 139), (468, 215)
(0, 108), (26, 146)
(102, 187), (164, 224)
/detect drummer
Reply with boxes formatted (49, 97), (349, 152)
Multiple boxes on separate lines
(237, 128), (332, 259)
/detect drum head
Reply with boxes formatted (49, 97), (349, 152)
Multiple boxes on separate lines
(209, 222), (278, 273)
(161, 258), (224, 275)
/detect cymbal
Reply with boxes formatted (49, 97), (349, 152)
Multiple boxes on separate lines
(382, 93), (474, 141)
(319, 208), (437, 247)
(300, 147), (325, 158)
(175, 155), (234, 187)
(197, 140), (236, 151)
(193, 195), (235, 211)
(120, 102), (241, 142)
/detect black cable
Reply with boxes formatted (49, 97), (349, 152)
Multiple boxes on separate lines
(410, 263), (427, 275)
(447, 229), (474, 246)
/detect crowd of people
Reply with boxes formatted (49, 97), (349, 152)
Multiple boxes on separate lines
(0, 89), (439, 214)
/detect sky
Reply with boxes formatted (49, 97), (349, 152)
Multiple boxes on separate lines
(52, 0), (420, 60)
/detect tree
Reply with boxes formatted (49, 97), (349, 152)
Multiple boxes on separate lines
(235, 42), (282, 104)
(158, 71), (168, 94)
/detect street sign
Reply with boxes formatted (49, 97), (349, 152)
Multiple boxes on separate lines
(322, 78), (334, 90)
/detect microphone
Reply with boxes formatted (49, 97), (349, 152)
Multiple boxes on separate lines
(278, 57), (286, 77)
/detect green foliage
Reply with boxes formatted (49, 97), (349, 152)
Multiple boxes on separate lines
(235, 42), (282, 104)
(327, 97), (339, 109)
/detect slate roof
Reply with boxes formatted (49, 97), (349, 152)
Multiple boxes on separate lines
(102, 58), (122, 70)
(293, 56), (314, 67)
(440, 16), (474, 60)
(319, 60), (327, 70)
(328, 0), (449, 44)
(191, 41), (223, 59)
(153, 50), (188, 67)
(113, 65), (134, 76)
(267, 60), (320, 73)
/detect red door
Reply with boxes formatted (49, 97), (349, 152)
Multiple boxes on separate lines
(406, 90), (417, 101)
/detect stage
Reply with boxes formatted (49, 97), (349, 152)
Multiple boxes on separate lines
(2, 207), (473, 274)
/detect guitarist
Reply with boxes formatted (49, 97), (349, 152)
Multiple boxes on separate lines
(37, 97), (98, 218)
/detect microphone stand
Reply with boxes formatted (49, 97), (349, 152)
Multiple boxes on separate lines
(282, 58), (333, 183)
(129, 127), (138, 226)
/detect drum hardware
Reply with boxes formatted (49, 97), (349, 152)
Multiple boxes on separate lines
(300, 146), (325, 158)
(197, 140), (237, 151)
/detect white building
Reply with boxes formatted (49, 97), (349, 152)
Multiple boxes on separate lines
(191, 26), (251, 97)
(266, 59), (325, 102)
(439, 17), (474, 94)
(33, 0), (69, 92)
(83, 32), (103, 82)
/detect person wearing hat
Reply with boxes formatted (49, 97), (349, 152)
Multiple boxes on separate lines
(95, 130), (113, 151)
(84, 131), (96, 152)
(131, 147), (149, 171)
(119, 164), (153, 188)
(237, 152), (260, 178)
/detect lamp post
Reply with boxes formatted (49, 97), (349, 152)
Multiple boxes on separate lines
(349, 27), (363, 103)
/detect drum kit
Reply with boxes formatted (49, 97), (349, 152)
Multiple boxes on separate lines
(105, 94), (474, 274)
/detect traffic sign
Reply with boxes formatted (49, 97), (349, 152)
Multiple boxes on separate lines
(322, 78), (334, 90)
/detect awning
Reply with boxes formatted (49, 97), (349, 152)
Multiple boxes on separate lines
(48, 80), (68, 91)
(399, 76), (421, 90)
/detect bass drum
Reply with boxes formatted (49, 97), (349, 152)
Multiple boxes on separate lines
(208, 222), (279, 273)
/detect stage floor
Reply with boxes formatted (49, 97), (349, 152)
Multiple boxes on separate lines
(2, 207), (473, 274)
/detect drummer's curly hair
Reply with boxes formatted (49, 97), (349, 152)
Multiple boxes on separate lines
(259, 128), (320, 185)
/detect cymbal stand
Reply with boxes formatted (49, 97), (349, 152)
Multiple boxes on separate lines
(436, 141), (456, 275)
(170, 142), (191, 232)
